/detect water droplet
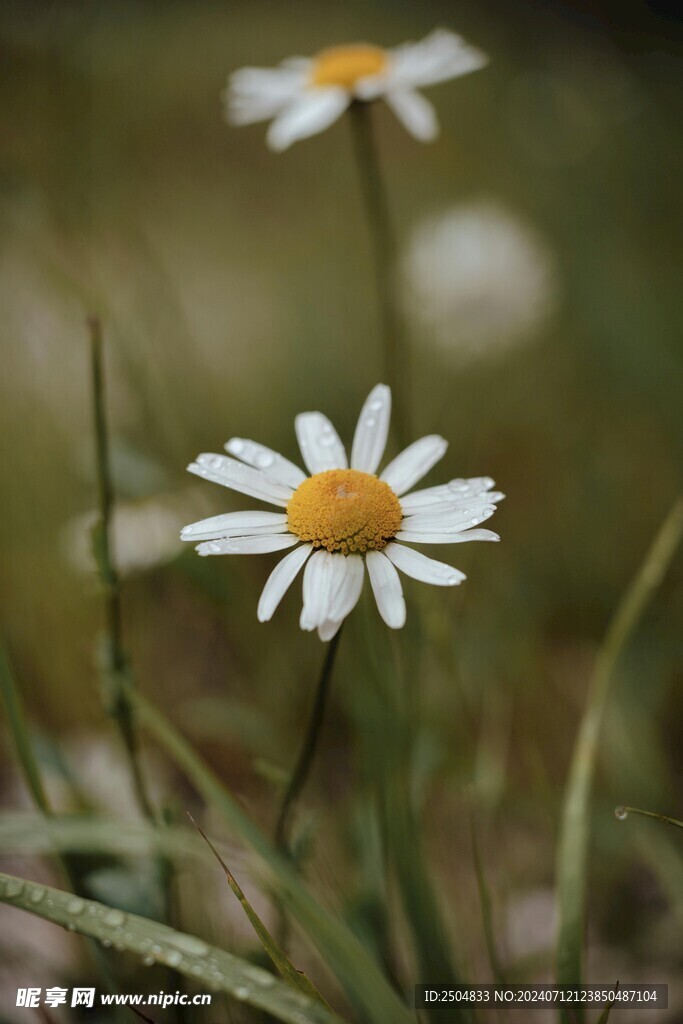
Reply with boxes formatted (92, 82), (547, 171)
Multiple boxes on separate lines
(230, 440), (245, 455)
(256, 451), (274, 469)
(183, 524), (193, 535)
(319, 434), (336, 446)
(165, 950), (182, 968)
(364, 417), (376, 428)
(369, 399), (384, 411)
(447, 574), (461, 585)
(615, 806), (629, 821)
(4, 879), (24, 899)
(234, 986), (250, 1000)
(142, 955), (156, 966)
(29, 887), (46, 904)
(87, 905), (98, 916)
(67, 897), (85, 915)
(169, 934), (209, 957)
(102, 909), (126, 927)
(101, 938), (112, 949)
(210, 456), (223, 470)
(208, 542), (221, 554)
(151, 944), (162, 958)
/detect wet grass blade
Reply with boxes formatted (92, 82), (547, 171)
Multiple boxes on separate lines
(0, 870), (342, 1024)
(188, 814), (331, 1009)
(555, 499), (683, 1022)
(129, 687), (415, 1024)
(614, 806), (683, 830)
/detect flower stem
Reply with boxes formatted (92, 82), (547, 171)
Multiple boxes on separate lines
(88, 314), (156, 824)
(348, 101), (410, 447)
(275, 628), (343, 853)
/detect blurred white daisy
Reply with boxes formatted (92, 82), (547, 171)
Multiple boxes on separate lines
(402, 199), (559, 362)
(182, 385), (503, 640)
(226, 29), (487, 151)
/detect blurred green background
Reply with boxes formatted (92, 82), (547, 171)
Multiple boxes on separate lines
(1, 0), (682, 1020)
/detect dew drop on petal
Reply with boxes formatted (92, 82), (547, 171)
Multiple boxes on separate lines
(29, 887), (46, 904)
(369, 399), (384, 411)
(142, 955), (156, 967)
(67, 897), (85, 915)
(256, 451), (274, 468)
(230, 440), (245, 455)
(234, 986), (250, 1001)
(5, 879), (24, 899)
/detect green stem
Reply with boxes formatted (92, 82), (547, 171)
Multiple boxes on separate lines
(88, 315), (156, 824)
(275, 628), (343, 854)
(555, 498), (683, 1022)
(347, 102), (409, 447)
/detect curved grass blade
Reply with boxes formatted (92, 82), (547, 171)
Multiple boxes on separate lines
(614, 806), (683, 830)
(189, 814), (331, 1008)
(555, 499), (683, 1023)
(0, 870), (343, 1024)
(129, 688), (415, 1024)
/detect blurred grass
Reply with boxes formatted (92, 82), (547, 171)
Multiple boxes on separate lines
(1, 0), (682, 1020)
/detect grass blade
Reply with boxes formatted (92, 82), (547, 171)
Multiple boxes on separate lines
(129, 687), (415, 1024)
(0, 870), (342, 1024)
(614, 805), (683, 830)
(555, 499), (683, 1021)
(0, 643), (51, 815)
(188, 814), (331, 1009)
(469, 811), (505, 985)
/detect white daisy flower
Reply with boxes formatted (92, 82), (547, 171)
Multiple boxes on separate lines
(182, 385), (503, 641)
(225, 29), (488, 151)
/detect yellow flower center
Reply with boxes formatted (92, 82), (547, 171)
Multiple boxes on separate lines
(287, 469), (402, 554)
(310, 44), (388, 90)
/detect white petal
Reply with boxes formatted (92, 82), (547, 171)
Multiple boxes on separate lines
(266, 89), (350, 151)
(300, 550), (335, 631)
(197, 535), (299, 556)
(399, 504), (496, 532)
(317, 619), (343, 642)
(295, 412), (348, 475)
(328, 554), (365, 621)
(400, 477), (499, 512)
(366, 551), (406, 629)
(225, 438), (307, 489)
(396, 528), (500, 544)
(225, 65), (309, 125)
(384, 542), (465, 586)
(384, 89), (438, 142)
(389, 30), (488, 90)
(350, 384), (391, 474)
(401, 494), (505, 516)
(380, 435), (448, 496)
(257, 544), (312, 622)
(181, 511), (288, 542)
(187, 454), (293, 507)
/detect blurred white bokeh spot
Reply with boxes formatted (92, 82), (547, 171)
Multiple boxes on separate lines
(401, 199), (559, 363)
